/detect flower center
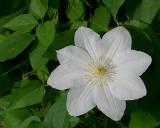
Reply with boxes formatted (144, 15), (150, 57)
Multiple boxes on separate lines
(91, 66), (107, 77)
(85, 57), (115, 85)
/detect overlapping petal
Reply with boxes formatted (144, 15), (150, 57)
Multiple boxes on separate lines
(47, 65), (82, 90)
(93, 85), (126, 121)
(57, 45), (91, 71)
(67, 84), (95, 116)
(108, 73), (147, 100)
(97, 26), (131, 58)
(74, 27), (101, 59)
(113, 50), (152, 76)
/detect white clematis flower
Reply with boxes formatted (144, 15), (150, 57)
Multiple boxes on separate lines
(47, 26), (152, 121)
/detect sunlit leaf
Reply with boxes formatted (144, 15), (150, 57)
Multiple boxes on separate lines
(90, 6), (110, 32)
(29, 21), (55, 70)
(0, 32), (33, 62)
(129, 110), (160, 128)
(131, 0), (160, 24)
(4, 109), (30, 128)
(43, 92), (79, 128)
(66, 0), (84, 20)
(8, 80), (45, 109)
(3, 14), (38, 32)
(29, 0), (47, 19)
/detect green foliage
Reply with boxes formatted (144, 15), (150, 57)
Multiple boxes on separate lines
(102, 0), (125, 20)
(8, 80), (45, 109)
(29, 21), (55, 70)
(129, 110), (160, 128)
(44, 29), (75, 60)
(90, 6), (111, 32)
(0, 0), (160, 128)
(0, 32), (33, 62)
(29, 0), (47, 19)
(3, 14), (38, 32)
(43, 93), (79, 128)
(127, 0), (160, 24)
(4, 109), (31, 128)
(66, 0), (84, 20)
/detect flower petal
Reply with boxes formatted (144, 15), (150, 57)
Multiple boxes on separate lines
(47, 65), (82, 90)
(109, 73), (147, 100)
(57, 45), (91, 71)
(67, 84), (95, 116)
(74, 26), (101, 59)
(99, 26), (131, 58)
(113, 50), (152, 76)
(93, 85), (126, 121)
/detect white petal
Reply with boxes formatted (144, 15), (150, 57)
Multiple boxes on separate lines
(47, 65), (82, 90)
(67, 84), (95, 116)
(93, 85), (126, 121)
(57, 45), (91, 71)
(113, 50), (152, 76)
(99, 26), (131, 58)
(74, 26), (101, 59)
(109, 73), (147, 100)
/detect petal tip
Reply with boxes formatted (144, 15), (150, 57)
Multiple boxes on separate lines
(47, 76), (52, 86)
(66, 105), (80, 117)
(111, 116), (122, 121)
(147, 54), (152, 66)
(67, 110), (78, 117)
(105, 109), (124, 121)
(55, 50), (59, 54)
(115, 26), (131, 36)
(77, 26), (87, 30)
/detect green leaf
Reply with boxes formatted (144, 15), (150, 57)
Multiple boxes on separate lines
(66, 0), (84, 20)
(125, 20), (154, 55)
(90, 6), (111, 32)
(52, 30), (74, 50)
(3, 14), (38, 32)
(36, 21), (55, 45)
(28, 122), (44, 128)
(70, 117), (79, 128)
(36, 66), (49, 83)
(102, 0), (125, 20)
(70, 20), (87, 30)
(125, 20), (149, 29)
(29, 21), (55, 70)
(0, 95), (12, 110)
(8, 80), (45, 109)
(29, 0), (47, 19)
(0, 32), (33, 62)
(41, 0), (48, 10)
(43, 93), (68, 128)
(129, 110), (160, 128)
(3, 110), (41, 128)
(132, 0), (160, 24)
(20, 116), (41, 128)
(43, 92), (79, 128)
(0, 8), (25, 29)
(30, 43), (49, 71)
(125, 0), (141, 19)
(0, 34), (5, 40)
(4, 109), (31, 128)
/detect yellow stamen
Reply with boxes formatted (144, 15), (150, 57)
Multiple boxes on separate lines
(93, 66), (107, 77)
